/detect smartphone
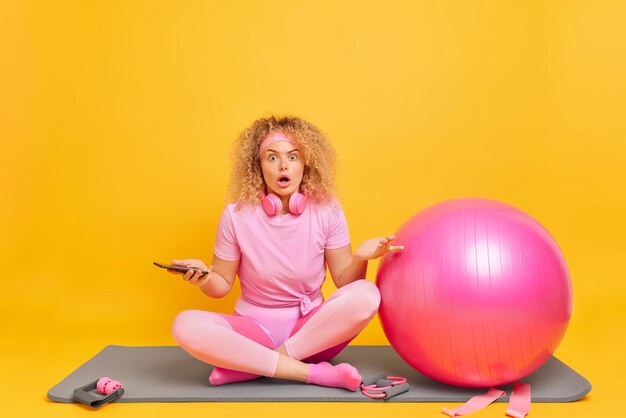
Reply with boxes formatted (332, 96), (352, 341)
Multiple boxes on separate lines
(153, 262), (208, 275)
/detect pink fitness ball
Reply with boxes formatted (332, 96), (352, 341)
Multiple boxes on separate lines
(376, 198), (572, 387)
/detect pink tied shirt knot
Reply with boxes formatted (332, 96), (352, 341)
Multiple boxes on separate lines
(300, 295), (313, 315)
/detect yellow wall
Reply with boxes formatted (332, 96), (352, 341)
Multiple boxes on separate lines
(2, 1), (625, 416)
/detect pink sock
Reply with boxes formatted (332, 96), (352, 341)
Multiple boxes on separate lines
(209, 367), (261, 385)
(306, 362), (362, 391)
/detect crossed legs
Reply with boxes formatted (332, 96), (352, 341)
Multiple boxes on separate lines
(171, 280), (380, 390)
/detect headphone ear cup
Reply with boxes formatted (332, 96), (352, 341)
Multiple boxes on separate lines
(262, 193), (282, 216)
(289, 193), (307, 215)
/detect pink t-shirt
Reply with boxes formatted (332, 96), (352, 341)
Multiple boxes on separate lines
(214, 201), (350, 311)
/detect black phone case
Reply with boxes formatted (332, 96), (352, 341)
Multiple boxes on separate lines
(153, 262), (190, 273)
(153, 262), (208, 275)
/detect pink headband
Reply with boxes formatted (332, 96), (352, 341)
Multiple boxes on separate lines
(259, 132), (297, 157)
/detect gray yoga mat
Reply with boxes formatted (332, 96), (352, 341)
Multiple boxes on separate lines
(48, 345), (591, 403)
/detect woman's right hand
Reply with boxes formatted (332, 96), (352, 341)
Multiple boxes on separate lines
(171, 259), (213, 287)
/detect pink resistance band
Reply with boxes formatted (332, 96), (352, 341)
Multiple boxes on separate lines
(506, 383), (532, 418)
(441, 388), (505, 417)
(441, 383), (531, 418)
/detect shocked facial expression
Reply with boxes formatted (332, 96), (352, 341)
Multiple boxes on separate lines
(259, 132), (305, 200)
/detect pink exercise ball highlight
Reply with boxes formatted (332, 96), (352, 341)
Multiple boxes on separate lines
(376, 198), (572, 388)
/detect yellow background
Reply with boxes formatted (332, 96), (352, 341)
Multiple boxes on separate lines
(1, 1), (625, 416)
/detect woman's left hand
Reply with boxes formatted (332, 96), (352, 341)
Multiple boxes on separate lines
(355, 234), (404, 260)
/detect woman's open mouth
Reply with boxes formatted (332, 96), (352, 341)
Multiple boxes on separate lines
(277, 175), (291, 188)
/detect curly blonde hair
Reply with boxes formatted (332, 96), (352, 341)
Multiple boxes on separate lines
(227, 115), (338, 208)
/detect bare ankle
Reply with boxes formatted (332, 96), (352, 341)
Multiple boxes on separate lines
(274, 355), (309, 382)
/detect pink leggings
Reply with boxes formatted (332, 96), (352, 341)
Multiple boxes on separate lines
(171, 280), (381, 377)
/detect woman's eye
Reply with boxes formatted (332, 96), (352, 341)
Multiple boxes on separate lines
(289, 154), (297, 160)
(269, 155), (277, 161)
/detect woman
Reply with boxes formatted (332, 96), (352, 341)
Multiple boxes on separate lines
(170, 115), (402, 391)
